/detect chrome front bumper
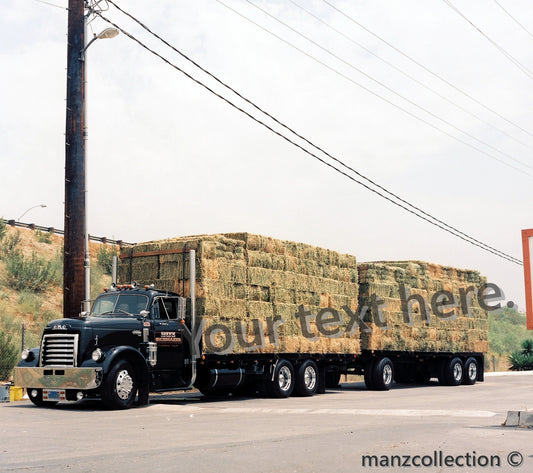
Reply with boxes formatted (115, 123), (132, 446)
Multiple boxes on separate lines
(14, 367), (103, 390)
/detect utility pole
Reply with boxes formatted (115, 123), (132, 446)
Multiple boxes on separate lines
(64, 0), (86, 318)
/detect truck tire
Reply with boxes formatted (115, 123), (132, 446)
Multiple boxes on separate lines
(439, 357), (464, 386)
(102, 360), (138, 409)
(372, 357), (394, 391)
(364, 359), (376, 390)
(294, 360), (318, 397)
(266, 359), (294, 398)
(463, 357), (478, 385)
(28, 388), (58, 408)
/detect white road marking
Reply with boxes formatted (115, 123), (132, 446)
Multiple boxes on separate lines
(148, 404), (497, 417)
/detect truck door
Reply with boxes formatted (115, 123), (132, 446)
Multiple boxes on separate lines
(152, 297), (188, 371)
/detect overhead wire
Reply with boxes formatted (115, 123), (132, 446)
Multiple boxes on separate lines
(493, 0), (533, 41)
(288, 0), (533, 154)
(92, 3), (523, 265)
(219, 0), (533, 177)
(320, 0), (533, 140)
(100, 0), (523, 265)
(442, 0), (533, 81)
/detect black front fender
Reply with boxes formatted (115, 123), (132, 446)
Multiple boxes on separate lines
(101, 346), (149, 386)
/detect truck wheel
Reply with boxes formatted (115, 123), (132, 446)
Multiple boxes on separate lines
(28, 389), (58, 408)
(294, 360), (318, 397)
(439, 357), (464, 386)
(102, 360), (137, 409)
(266, 359), (294, 398)
(372, 357), (394, 391)
(463, 357), (478, 385)
(364, 360), (376, 390)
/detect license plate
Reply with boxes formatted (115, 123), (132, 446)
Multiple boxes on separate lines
(43, 389), (65, 401)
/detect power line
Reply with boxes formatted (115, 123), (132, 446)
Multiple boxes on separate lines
(219, 0), (533, 177)
(101, 0), (523, 265)
(442, 0), (533, 81)
(493, 0), (533, 41)
(92, 6), (522, 265)
(320, 0), (533, 140)
(289, 0), (533, 154)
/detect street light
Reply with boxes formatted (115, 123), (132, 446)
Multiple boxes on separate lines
(18, 204), (47, 222)
(83, 27), (119, 313)
(80, 27), (119, 60)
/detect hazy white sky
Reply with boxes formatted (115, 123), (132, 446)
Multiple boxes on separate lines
(1, 0), (532, 310)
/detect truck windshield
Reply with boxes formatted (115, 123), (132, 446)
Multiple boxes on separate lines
(91, 293), (149, 317)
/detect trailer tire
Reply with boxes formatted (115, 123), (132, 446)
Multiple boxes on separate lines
(439, 357), (464, 386)
(294, 360), (318, 397)
(364, 359), (376, 390)
(266, 359), (295, 398)
(102, 360), (138, 409)
(372, 357), (394, 391)
(28, 388), (58, 408)
(463, 357), (478, 385)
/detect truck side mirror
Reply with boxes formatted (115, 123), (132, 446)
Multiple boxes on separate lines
(140, 310), (150, 318)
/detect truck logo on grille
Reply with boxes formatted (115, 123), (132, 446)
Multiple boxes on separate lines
(52, 324), (70, 330)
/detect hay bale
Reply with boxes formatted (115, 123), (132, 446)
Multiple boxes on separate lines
(119, 233), (360, 354)
(358, 261), (488, 353)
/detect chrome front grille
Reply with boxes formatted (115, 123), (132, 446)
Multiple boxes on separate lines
(40, 334), (79, 367)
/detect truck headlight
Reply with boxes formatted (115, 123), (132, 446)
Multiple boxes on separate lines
(21, 349), (34, 362)
(91, 348), (104, 362)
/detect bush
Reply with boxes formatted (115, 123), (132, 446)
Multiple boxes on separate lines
(35, 230), (52, 244)
(96, 245), (118, 275)
(0, 331), (18, 381)
(0, 217), (6, 241)
(0, 231), (21, 259)
(3, 251), (59, 292)
(508, 339), (533, 371)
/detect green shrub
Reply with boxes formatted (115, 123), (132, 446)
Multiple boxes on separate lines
(18, 291), (43, 314)
(96, 245), (118, 275)
(3, 251), (59, 292)
(0, 331), (18, 381)
(508, 339), (533, 371)
(0, 217), (6, 241)
(0, 231), (21, 259)
(35, 230), (52, 244)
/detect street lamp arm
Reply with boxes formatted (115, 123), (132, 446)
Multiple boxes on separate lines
(18, 204), (47, 222)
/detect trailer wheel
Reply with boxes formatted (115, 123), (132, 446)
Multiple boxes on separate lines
(364, 359), (376, 390)
(372, 357), (394, 391)
(28, 388), (58, 408)
(463, 357), (478, 385)
(294, 360), (318, 397)
(102, 360), (138, 409)
(266, 359), (294, 398)
(439, 357), (464, 386)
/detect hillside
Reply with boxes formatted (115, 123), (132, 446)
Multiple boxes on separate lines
(0, 222), (116, 378)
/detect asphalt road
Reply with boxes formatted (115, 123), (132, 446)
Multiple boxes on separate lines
(1, 372), (532, 473)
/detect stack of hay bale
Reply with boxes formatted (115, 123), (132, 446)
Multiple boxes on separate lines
(119, 233), (360, 354)
(357, 261), (489, 353)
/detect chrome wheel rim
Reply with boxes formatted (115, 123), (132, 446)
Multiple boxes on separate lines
(383, 364), (393, 385)
(304, 366), (317, 391)
(453, 363), (463, 382)
(278, 366), (292, 392)
(468, 363), (477, 380)
(116, 370), (134, 400)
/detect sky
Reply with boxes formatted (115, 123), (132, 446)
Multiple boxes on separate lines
(1, 0), (532, 311)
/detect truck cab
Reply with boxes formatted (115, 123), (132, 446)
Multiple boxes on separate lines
(14, 284), (194, 409)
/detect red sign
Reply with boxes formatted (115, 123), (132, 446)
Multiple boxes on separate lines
(522, 229), (533, 330)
